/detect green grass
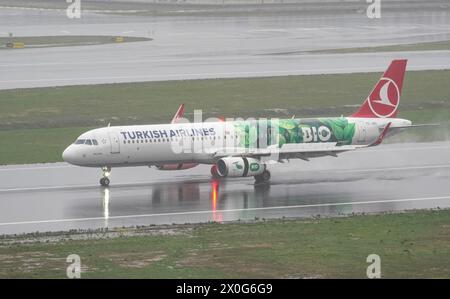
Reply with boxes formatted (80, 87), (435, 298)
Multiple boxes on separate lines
(0, 36), (152, 49)
(309, 40), (450, 54)
(0, 127), (92, 164)
(0, 69), (449, 164)
(1, 70), (449, 129)
(1, 209), (450, 278)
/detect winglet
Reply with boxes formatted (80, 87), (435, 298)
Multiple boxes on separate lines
(171, 104), (185, 124)
(369, 122), (391, 147)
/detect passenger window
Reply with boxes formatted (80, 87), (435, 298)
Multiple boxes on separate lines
(85, 139), (92, 145)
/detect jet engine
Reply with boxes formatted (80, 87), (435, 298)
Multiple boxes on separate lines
(156, 163), (198, 170)
(216, 157), (265, 177)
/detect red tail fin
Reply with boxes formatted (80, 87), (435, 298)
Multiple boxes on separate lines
(171, 104), (185, 124)
(351, 59), (407, 118)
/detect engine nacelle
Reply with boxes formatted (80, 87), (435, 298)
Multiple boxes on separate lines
(216, 157), (265, 177)
(156, 163), (198, 171)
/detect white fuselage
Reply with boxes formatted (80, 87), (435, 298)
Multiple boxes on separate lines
(62, 117), (411, 168)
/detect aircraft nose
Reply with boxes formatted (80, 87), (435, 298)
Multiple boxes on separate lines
(62, 145), (78, 165)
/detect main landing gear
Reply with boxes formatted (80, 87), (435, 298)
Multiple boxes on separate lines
(210, 164), (271, 184)
(100, 166), (111, 187)
(254, 169), (271, 184)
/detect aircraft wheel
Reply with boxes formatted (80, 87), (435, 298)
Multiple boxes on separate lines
(100, 177), (110, 187)
(255, 170), (271, 184)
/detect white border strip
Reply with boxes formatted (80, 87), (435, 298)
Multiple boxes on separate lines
(1, 195), (449, 227)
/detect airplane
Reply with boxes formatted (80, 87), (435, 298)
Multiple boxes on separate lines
(62, 59), (429, 186)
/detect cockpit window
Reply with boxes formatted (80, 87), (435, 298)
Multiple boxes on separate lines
(74, 139), (85, 144)
(74, 138), (98, 145)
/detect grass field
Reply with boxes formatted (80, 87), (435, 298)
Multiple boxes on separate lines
(1, 209), (449, 278)
(0, 127), (92, 164)
(0, 36), (152, 49)
(0, 69), (449, 164)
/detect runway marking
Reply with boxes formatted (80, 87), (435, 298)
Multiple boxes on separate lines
(0, 6), (144, 13)
(336, 164), (450, 174)
(0, 57), (230, 68)
(0, 184), (96, 192)
(0, 165), (72, 172)
(2, 64), (450, 85)
(1, 195), (450, 227)
(1, 163), (450, 193)
(1, 51), (450, 68)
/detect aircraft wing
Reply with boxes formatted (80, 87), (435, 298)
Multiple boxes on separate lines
(211, 142), (357, 161)
(210, 122), (391, 162)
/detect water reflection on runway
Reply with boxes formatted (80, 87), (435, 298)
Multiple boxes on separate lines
(2, 142), (450, 235)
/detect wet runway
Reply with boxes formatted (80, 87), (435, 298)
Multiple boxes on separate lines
(1, 142), (450, 235)
(1, 6), (450, 89)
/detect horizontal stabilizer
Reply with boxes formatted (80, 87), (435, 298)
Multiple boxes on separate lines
(369, 122), (391, 147)
(392, 124), (439, 129)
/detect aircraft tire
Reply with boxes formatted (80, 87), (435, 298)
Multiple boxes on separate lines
(100, 177), (110, 187)
(254, 170), (271, 184)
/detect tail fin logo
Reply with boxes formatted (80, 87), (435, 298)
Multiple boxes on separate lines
(367, 77), (400, 118)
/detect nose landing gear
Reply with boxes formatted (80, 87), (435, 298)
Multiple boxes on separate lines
(100, 166), (111, 187)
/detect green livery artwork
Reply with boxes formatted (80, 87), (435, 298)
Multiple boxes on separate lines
(233, 118), (356, 148)
(232, 161), (243, 170)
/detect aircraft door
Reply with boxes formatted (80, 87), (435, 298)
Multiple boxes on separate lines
(108, 131), (120, 154)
